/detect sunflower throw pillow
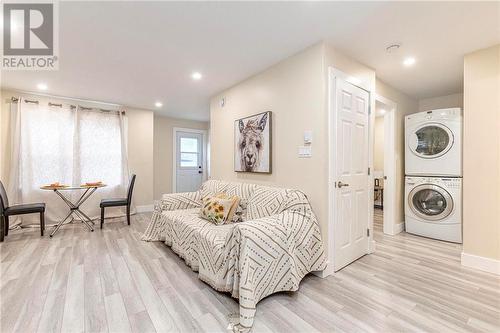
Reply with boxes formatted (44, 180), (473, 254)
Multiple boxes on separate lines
(200, 193), (241, 225)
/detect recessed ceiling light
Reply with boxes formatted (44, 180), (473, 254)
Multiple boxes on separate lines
(155, 101), (163, 108)
(191, 72), (202, 80)
(379, 109), (386, 115)
(403, 57), (416, 67)
(37, 83), (48, 90)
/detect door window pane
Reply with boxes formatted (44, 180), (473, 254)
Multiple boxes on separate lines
(415, 126), (450, 156)
(180, 137), (198, 153)
(412, 189), (447, 216)
(180, 152), (198, 167)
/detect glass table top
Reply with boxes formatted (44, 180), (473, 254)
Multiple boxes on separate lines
(40, 184), (107, 190)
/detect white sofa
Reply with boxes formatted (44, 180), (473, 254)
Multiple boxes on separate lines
(142, 180), (326, 331)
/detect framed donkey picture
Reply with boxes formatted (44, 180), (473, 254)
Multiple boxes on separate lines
(234, 111), (272, 173)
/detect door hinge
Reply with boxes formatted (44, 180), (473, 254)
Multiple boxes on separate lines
(368, 167), (371, 175)
(367, 228), (370, 237)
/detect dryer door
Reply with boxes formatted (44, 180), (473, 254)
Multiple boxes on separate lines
(408, 123), (454, 159)
(408, 184), (454, 221)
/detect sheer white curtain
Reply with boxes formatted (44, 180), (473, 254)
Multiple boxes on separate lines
(8, 98), (130, 225)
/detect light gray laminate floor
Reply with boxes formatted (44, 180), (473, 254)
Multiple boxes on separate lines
(1, 210), (499, 333)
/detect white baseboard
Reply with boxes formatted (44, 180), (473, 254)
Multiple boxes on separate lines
(394, 221), (405, 234)
(312, 261), (334, 278)
(136, 204), (154, 213)
(461, 252), (500, 275)
(383, 220), (405, 236)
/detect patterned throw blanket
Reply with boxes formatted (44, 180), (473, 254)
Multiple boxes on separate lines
(142, 180), (326, 331)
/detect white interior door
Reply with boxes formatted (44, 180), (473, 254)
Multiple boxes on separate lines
(175, 131), (203, 192)
(333, 77), (370, 271)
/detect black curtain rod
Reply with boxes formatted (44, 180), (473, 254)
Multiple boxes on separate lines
(10, 97), (125, 114)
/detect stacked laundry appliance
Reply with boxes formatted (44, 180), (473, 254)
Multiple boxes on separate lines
(404, 108), (462, 243)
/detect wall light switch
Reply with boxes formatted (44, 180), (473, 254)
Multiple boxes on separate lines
(304, 130), (313, 144)
(298, 146), (312, 158)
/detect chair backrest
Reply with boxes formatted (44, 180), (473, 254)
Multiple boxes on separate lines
(0, 181), (9, 214)
(127, 174), (136, 206)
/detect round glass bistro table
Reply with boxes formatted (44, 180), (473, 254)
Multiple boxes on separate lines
(40, 184), (106, 237)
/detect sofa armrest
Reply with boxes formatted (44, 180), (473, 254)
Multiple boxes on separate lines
(229, 210), (326, 330)
(159, 190), (202, 211)
(142, 190), (201, 242)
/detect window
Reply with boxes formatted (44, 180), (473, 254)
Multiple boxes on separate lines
(180, 137), (199, 167)
(11, 99), (130, 223)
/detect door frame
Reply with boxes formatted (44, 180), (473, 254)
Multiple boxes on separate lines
(172, 127), (208, 193)
(375, 94), (401, 235)
(325, 67), (374, 276)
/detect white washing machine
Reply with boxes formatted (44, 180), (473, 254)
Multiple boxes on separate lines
(405, 176), (462, 243)
(405, 108), (462, 176)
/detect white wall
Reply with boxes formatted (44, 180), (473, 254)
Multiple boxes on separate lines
(419, 93), (463, 112)
(153, 115), (209, 199)
(125, 107), (154, 206)
(375, 80), (419, 225)
(462, 45), (500, 269)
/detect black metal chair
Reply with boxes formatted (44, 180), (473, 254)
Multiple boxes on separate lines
(100, 174), (136, 229)
(0, 181), (46, 242)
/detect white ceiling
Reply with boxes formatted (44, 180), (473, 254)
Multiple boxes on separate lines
(2, 2), (499, 121)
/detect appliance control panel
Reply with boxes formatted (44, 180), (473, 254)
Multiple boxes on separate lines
(406, 176), (461, 189)
(405, 108), (462, 122)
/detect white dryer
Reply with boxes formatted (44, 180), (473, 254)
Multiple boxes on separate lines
(405, 176), (462, 243)
(405, 108), (462, 176)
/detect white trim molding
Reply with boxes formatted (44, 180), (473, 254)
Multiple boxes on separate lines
(461, 252), (500, 275)
(136, 204), (154, 213)
(374, 94), (400, 236)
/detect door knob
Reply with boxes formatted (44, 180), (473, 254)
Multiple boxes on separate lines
(338, 181), (349, 188)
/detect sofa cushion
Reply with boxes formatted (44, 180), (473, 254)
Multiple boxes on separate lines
(225, 182), (257, 201)
(200, 180), (230, 198)
(197, 222), (235, 284)
(161, 208), (210, 268)
(246, 186), (289, 220)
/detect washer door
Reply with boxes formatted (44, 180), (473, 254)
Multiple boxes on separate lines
(409, 123), (454, 159)
(408, 184), (453, 221)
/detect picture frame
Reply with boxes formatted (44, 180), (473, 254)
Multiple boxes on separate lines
(234, 111), (272, 173)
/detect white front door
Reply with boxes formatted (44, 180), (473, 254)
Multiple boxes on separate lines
(333, 77), (370, 271)
(175, 131), (204, 192)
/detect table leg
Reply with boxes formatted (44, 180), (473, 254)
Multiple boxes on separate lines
(49, 211), (74, 237)
(73, 210), (94, 232)
(77, 209), (95, 226)
(49, 187), (99, 237)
